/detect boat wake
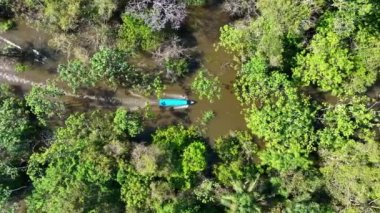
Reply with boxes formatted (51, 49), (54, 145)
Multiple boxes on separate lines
(0, 70), (154, 110)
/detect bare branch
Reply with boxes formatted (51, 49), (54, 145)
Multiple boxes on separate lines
(152, 36), (192, 64)
(126, 0), (187, 30)
(223, 0), (257, 17)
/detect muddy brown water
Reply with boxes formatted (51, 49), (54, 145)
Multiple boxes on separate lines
(163, 7), (247, 140)
(0, 6), (247, 141)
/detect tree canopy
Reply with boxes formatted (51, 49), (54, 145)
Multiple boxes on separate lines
(0, 0), (379, 212)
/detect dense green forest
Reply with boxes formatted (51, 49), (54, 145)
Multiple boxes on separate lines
(0, 0), (379, 212)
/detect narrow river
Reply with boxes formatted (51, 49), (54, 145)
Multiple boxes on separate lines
(181, 6), (247, 140)
(0, 5), (247, 141)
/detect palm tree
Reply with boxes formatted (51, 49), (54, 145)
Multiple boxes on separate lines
(220, 175), (262, 213)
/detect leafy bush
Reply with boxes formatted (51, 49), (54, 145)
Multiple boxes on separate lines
(118, 15), (161, 52)
(191, 69), (221, 103)
(182, 142), (206, 176)
(0, 19), (14, 32)
(25, 83), (65, 126)
(113, 107), (143, 138)
(89, 47), (135, 87)
(164, 58), (189, 81)
(40, 0), (116, 31)
(58, 60), (94, 92)
(15, 63), (29, 73)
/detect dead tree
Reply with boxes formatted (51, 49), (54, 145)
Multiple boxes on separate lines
(153, 36), (193, 81)
(223, 0), (257, 17)
(126, 0), (187, 30)
(153, 36), (191, 64)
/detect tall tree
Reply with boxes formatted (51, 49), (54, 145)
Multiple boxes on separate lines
(317, 97), (377, 150)
(320, 141), (380, 212)
(293, 0), (380, 96)
(235, 57), (317, 172)
(219, 0), (324, 65)
(26, 112), (130, 212)
(25, 83), (65, 126)
(0, 85), (37, 212)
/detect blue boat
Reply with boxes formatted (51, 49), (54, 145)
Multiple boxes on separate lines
(159, 98), (195, 107)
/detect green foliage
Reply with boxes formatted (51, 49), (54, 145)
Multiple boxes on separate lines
(219, 0), (323, 65)
(0, 19), (14, 32)
(320, 141), (380, 211)
(215, 160), (253, 188)
(118, 15), (161, 52)
(0, 84), (38, 212)
(25, 83), (65, 126)
(153, 125), (206, 188)
(90, 47), (136, 87)
(246, 89), (315, 146)
(0, 84), (34, 168)
(114, 125), (209, 211)
(250, 93), (316, 172)
(113, 107), (143, 138)
(197, 110), (215, 127)
(117, 162), (150, 209)
(182, 142), (206, 176)
(284, 202), (333, 213)
(235, 58), (317, 172)
(59, 48), (157, 93)
(58, 60), (95, 92)
(0, 185), (10, 210)
(0, 184), (18, 213)
(293, 1), (380, 96)
(214, 131), (258, 186)
(328, 0), (378, 38)
(14, 63), (29, 73)
(0, 85), (37, 212)
(194, 180), (220, 204)
(219, 24), (252, 60)
(270, 170), (323, 203)
(153, 125), (201, 154)
(215, 131), (257, 163)
(41, 0), (116, 31)
(26, 112), (128, 212)
(2, 0), (380, 212)
(234, 56), (286, 105)
(293, 29), (377, 96)
(220, 179), (262, 213)
(131, 144), (161, 176)
(140, 75), (166, 98)
(191, 69), (221, 103)
(355, 29), (380, 78)
(164, 58), (189, 81)
(318, 97), (376, 150)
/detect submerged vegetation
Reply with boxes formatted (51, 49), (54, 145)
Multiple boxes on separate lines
(0, 0), (379, 212)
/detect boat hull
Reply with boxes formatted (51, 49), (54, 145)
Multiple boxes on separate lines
(159, 99), (193, 107)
